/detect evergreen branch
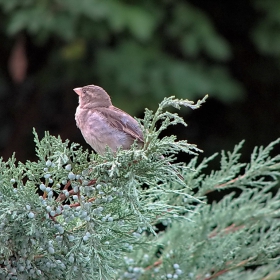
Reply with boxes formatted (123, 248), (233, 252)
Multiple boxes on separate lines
(203, 257), (256, 280)
(262, 270), (280, 280)
(204, 174), (246, 194)
(2, 95), (280, 279)
(0, 95), (209, 279)
(199, 139), (280, 195)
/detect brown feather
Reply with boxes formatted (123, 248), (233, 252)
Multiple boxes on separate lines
(94, 106), (144, 144)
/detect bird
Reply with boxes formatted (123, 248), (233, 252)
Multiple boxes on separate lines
(74, 85), (144, 155)
(74, 85), (184, 180)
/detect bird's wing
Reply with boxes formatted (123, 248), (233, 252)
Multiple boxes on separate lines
(95, 106), (144, 143)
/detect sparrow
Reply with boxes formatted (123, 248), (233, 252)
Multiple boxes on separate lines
(74, 85), (144, 155)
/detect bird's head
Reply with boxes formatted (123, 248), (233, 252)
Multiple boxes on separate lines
(73, 85), (112, 109)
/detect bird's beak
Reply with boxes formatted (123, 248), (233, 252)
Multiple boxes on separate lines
(73, 87), (82, 96)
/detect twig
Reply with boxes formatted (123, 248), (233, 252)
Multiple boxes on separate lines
(204, 175), (245, 194)
(208, 223), (245, 238)
(56, 180), (71, 202)
(145, 259), (162, 271)
(203, 257), (255, 280)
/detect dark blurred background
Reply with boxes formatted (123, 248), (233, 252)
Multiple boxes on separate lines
(0, 0), (279, 163)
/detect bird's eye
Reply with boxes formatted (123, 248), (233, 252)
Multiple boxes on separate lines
(82, 89), (87, 94)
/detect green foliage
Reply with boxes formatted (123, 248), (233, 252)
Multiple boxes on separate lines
(116, 140), (280, 280)
(0, 0), (245, 114)
(96, 42), (243, 114)
(1, 0), (158, 42)
(0, 96), (206, 279)
(167, 3), (231, 60)
(252, 0), (280, 56)
(1, 95), (280, 279)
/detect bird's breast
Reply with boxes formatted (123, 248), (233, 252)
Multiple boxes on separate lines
(75, 107), (134, 154)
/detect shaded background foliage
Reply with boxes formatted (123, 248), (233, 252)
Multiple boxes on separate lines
(0, 0), (279, 163)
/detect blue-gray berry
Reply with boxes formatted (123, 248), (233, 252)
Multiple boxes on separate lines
(68, 172), (75, 180)
(28, 212), (35, 219)
(40, 184), (46, 191)
(65, 164), (72, 171)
